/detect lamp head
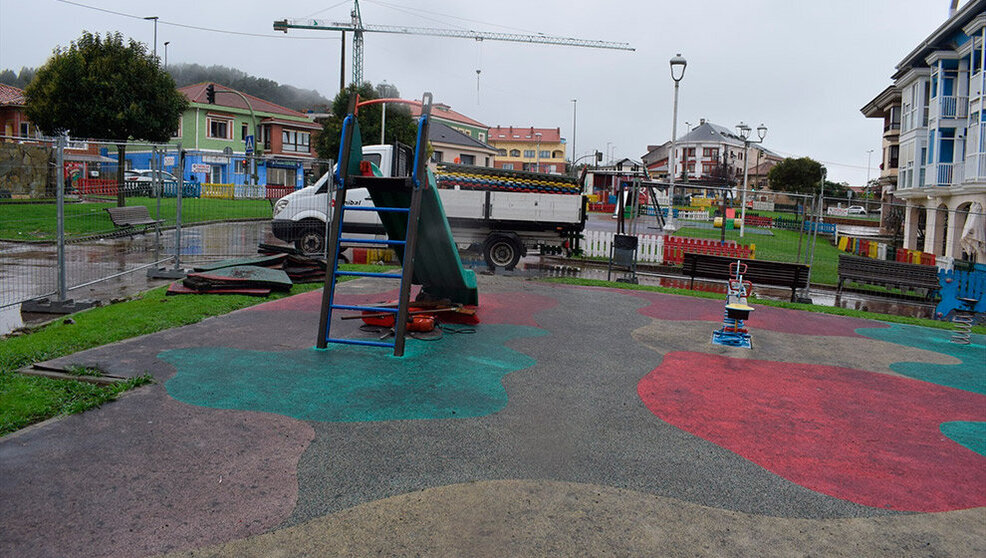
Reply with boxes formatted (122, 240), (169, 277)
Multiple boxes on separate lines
(736, 122), (751, 140)
(670, 53), (687, 82)
(756, 123), (767, 140)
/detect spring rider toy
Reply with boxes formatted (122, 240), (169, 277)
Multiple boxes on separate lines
(712, 260), (754, 349)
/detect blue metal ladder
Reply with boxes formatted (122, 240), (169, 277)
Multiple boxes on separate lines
(316, 95), (432, 357)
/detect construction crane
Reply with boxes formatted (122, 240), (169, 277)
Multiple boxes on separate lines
(274, 0), (634, 87)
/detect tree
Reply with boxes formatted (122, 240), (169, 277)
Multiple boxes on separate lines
(25, 31), (188, 206)
(314, 82), (418, 162)
(766, 157), (825, 195)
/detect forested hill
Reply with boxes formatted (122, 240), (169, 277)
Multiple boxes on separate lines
(167, 64), (332, 112)
(0, 63), (331, 113)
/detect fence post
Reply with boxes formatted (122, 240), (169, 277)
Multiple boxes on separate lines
(148, 141), (187, 279)
(22, 135), (95, 313)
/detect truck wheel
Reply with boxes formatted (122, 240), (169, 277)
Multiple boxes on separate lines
(483, 236), (522, 271)
(295, 229), (325, 255)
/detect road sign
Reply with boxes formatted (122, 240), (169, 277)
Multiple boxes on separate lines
(245, 135), (255, 155)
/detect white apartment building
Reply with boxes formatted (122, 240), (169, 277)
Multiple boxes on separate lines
(888, 0), (986, 261)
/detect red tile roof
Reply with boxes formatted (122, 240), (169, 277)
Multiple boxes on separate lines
(0, 83), (25, 106)
(178, 83), (312, 120)
(410, 103), (487, 129)
(489, 126), (562, 143)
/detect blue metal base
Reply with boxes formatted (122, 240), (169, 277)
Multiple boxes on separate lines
(711, 329), (752, 349)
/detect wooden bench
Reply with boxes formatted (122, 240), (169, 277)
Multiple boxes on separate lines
(837, 254), (941, 298)
(681, 252), (810, 302)
(105, 206), (162, 233)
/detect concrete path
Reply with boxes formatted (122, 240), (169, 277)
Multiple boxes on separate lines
(1, 274), (983, 557)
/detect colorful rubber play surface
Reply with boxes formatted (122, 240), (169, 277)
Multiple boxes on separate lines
(637, 351), (986, 512)
(2, 277), (984, 557)
(162, 324), (547, 422)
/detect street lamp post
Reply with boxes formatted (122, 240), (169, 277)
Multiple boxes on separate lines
(666, 53), (687, 232)
(535, 132), (542, 173)
(144, 16), (159, 59)
(737, 121), (767, 238)
(164, 41), (170, 68)
(866, 148), (874, 200)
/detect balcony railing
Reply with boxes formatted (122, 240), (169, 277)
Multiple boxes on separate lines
(932, 162), (953, 187)
(938, 96), (969, 119)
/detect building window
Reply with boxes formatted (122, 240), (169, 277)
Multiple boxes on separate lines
(281, 130), (310, 153)
(460, 154), (475, 165)
(479, 133), (486, 142)
(502, 163), (514, 170)
(207, 117), (232, 140)
(509, 149), (521, 157)
(19, 122), (29, 137)
(539, 150), (550, 158)
(172, 119), (182, 138)
(485, 157), (490, 167)
(552, 150), (563, 158)
(683, 147), (696, 157)
(432, 150), (443, 163)
(523, 149), (536, 158)
(267, 167), (291, 186)
(687, 161), (696, 172)
(703, 147), (718, 158)
(702, 162), (715, 174)
(241, 123), (248, 140)
(497, 148), (507, 155)
(548, 164), (557, 173)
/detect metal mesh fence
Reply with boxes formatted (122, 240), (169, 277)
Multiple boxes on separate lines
(1, 136), (334, 315)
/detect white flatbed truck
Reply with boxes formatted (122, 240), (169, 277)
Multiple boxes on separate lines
(271, 143), (586, 270)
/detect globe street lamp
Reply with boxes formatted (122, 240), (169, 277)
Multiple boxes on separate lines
(666, 53), (687, 231)
(737, 121), (767, 238)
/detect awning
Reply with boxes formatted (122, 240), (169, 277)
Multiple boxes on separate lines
(64, 153), (117, 163)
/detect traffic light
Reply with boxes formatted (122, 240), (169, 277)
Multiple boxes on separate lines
(205, 84), (215, 104)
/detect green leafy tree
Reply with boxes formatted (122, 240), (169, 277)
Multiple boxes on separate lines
(25, 31), (188, 206)
(767, 157), (825, 195)
(314, 82), (417, 162)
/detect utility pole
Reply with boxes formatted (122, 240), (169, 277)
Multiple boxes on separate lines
(571, 99), (577, 175)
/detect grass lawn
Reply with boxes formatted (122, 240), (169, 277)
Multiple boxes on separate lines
(0, 265), (389, 436)
(0, 197), (272, 241)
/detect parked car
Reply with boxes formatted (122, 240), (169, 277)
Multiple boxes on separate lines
(847, 205), (867, 215)
(124, 169), (179, 197)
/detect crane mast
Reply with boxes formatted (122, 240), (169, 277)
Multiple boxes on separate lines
(274, 0), (633, 86)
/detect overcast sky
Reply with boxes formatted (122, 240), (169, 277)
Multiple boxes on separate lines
(0, 0), (968, 184)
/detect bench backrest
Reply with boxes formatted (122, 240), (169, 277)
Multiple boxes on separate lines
(105, 206), (153, 225)
(837, 254), (939, 285)
(682, 252), (810, 288)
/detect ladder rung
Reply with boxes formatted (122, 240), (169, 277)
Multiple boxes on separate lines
(324, 337), (395, 348)
(334, 271), (403, 279)
(339, 237), (406, 246)
(331, 304), (399, 313)
(345, 205), (409, 213)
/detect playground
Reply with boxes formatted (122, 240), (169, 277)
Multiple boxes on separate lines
(1, 272), (984, 556)
(2, 95), (984, 557)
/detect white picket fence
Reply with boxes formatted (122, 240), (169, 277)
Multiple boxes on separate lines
(583, 230), (665, 263)
(677, 209), (712, 221)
